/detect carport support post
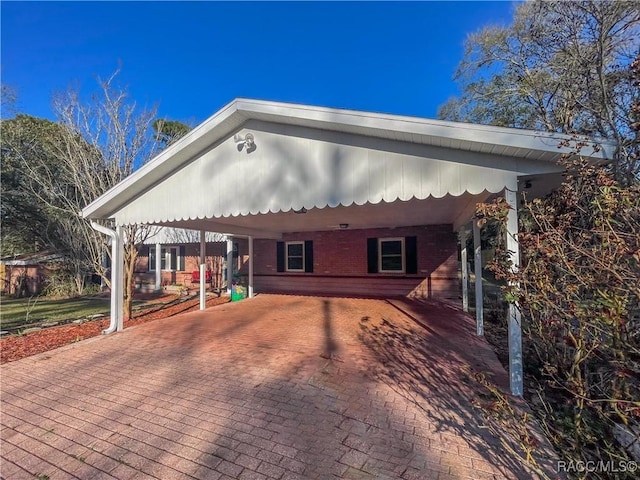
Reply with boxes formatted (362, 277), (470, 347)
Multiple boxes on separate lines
(115, 225), (125, 332)
(460, 230), (469, 312)
(473, 219), (484, 336)
(199, 230), (206, 310)
(505, 186), (523, 396)
(155, 243), (162, 291)
(248, 236), (254, 298)
(226, 237), (233, 294)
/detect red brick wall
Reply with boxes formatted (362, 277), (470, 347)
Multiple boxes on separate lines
(131, 228), (460, 301)
(252, 225), (460, 300)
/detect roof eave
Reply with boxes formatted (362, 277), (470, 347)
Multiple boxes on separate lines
(81, 98), (616, 220)
(82, 98), (243, 219)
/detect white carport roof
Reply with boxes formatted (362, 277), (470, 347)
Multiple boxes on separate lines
(82, 99), (613, 237)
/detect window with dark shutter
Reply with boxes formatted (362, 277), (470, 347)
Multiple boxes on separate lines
(276, 242), (285, 272)
(179, 245), (186, 271)
(405, 236), (418, 274)
(147, 246), (155, 272)
(367, 238), (378, 273)
(304, 240), (314, 273)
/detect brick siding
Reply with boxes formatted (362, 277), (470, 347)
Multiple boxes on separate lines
(132, 226), (460, 300)
(251, 225), (460, 300)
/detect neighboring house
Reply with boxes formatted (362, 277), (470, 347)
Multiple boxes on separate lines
(0, 251), (64, 297)
(81, 99), (613, 396)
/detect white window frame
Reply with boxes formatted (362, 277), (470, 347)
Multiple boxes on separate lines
(379, 237), (405, 273)
(149, 246), (180, 272)
(167, 246), (179, 271)
(286, 241), (305, 272)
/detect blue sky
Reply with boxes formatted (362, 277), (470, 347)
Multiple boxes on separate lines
(1, 1), (518, 125)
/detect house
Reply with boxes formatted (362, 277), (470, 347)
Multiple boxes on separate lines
(81, 99), (613, 395)
(0, 251), (64, 297)
(133, 227), (247, 291)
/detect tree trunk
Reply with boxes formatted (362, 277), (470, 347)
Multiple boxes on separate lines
(122, 238), (139, 321)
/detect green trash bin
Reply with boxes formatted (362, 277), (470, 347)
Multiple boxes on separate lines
(231, 284), (246, 302)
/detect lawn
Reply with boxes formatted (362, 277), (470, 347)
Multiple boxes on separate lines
(0, 296), (111, 331)
(0, 294), (230, 363)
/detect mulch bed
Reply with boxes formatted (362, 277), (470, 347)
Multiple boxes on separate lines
(0, 294), (230, 364)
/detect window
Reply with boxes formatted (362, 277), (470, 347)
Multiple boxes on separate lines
(149, 248), (156, 271)
(286, 242), (305, 272)
(367, 236), (417, 274)
(379, 238), (405, 273)
(149, 246), (183, 271)
(167, 247), (178, 270)
(277, 241), (313, 273)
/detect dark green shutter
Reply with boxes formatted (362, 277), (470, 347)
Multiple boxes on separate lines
(405, 236), (417, 274)
(179, 245), (186, 271)
(143, 245), (151, 271)
(367, 238), (378, 273)
(304, 240), (314, 273)
(276, 241), (285, 272)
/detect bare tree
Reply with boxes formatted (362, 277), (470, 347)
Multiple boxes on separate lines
(16, 70), (158, 318)
(439, 0), (640, 184)
(1, 84), (18, 119)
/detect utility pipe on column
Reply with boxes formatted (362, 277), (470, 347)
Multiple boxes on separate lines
(90, 222), (120, 335)
(248, 236), (254, 298)
(199, 230), (206, 310)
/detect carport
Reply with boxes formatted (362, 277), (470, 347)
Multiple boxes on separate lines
(81, 99), (611, 396)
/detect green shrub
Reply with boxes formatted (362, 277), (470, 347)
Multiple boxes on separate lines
(478, 156), (640, 478)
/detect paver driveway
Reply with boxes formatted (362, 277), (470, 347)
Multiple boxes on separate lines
(1, 294), (553, 480)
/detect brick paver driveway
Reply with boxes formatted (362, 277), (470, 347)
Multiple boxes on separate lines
(1, 294), (553, 480)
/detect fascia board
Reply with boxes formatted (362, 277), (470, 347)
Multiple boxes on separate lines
(233, 98), (615, 158)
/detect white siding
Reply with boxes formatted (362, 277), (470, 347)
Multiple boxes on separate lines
(113, 123), (560, 226)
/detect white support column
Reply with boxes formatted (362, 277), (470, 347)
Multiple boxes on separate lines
(199, 230), (206, 310)
(505, 185), (523, 397)
(90, 222), (119, 335)
(226, 237), (233, 294)
(106, 234), (117, 332)
(460, 230), (469, 312)
(115, 225), (125, 332)
(155, 243), (162, 291)
(248, 236), (254, 298)
(473, 219), (484, 336)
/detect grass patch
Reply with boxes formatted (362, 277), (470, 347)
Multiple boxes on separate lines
(0, 296), (110, 330)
